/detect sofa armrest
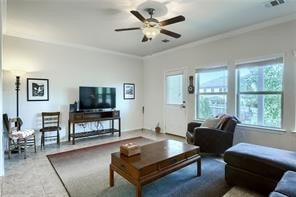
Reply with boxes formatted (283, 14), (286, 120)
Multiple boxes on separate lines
(187, 122), (202, 133)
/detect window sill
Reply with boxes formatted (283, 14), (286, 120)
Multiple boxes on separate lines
(193, 119), (291, 134)
(237, 124), (286, 134)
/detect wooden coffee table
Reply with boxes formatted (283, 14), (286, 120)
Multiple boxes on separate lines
(109, 139), (201, 197)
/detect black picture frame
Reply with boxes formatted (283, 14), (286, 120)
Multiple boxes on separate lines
(27, 78), (49, 101)
(123, 83), (135, 100)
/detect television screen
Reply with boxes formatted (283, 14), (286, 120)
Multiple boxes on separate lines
(79, 87), (116, 110)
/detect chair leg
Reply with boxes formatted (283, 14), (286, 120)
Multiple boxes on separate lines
(17, 139), (21, 157)
(40, 133), (42, 150)
(57, 130), (60, 145)
(41, 132), (44, 150)
(24, 138), (27, 159)
(8, 139), (11, 159)
(34, 135), (37, 153)
(43, 132), (45, 149)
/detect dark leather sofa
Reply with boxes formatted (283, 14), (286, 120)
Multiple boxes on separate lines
(186, 116), (239, 154)
(224, 143), (296, 194)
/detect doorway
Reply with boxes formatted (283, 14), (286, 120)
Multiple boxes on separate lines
(164, 70), (187, 137)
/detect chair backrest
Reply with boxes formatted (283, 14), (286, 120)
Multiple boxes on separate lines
(3, 117), (20, 135)
(3, 114), (9, 132)
(41, 112), (60, 128)
(3, 114), (23, 132)
(221, 118), (239, 133)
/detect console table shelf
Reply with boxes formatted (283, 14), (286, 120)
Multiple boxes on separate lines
(68, 110), (121, 144)
(70, 129), (120, 139)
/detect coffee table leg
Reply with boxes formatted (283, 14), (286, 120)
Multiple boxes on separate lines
(136, 184), (142, 197)
(197, 157), (201, 176)
(109, 165), (114, 187)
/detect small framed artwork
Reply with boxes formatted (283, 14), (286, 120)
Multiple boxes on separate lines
(123, 83), (135, 100)
(27, 78), (49, 101)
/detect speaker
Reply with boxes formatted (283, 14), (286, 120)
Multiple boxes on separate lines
(69, 103), (77, 112)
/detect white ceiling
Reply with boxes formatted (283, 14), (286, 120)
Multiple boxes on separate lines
(6, 0), (296, 57)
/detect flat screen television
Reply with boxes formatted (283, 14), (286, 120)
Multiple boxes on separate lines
(79, 86), (116, 110)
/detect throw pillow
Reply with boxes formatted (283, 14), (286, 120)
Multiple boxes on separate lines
(201, 118), (220, 128)
(216, 114), (236, 130)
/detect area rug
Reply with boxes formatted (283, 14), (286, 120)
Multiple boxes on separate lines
(223, 186), (264, 197)
(47, 137), (230, 197)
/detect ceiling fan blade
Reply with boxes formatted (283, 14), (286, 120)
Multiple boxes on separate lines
(160, 15), (185, 26)
(160, 29), (181, 38)
(130, 10), (146, 22)
(142, 35), (148, 42)
(115, 27), (141, 31)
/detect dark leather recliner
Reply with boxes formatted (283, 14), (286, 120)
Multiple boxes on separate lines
(186, 115), (239, 154)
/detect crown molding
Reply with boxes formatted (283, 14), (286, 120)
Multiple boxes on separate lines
(4, 32), (143, 60)
(143, 13), (296, 59)
(4, 13), (296, 60)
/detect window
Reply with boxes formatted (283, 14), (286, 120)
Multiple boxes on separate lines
(166, 74), (183, 105)
(196, 68), (228, 119)
(236, 57), (283, 128)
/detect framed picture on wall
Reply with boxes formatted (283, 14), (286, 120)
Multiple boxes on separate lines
(27, 78), (49, 101)
(123, 83), (135, 100)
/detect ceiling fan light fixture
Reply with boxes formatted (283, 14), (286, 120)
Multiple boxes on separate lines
(142, 26), (160, 39)
(115, 9), (185, 42)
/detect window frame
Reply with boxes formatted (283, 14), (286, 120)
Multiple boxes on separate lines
(195, 66), (228, 120)
(235, 57), (284, 129)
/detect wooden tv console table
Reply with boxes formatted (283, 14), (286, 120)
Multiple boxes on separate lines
(68, 110), (121, 145)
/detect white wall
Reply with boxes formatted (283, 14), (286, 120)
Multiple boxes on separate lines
(2, 19), (296, 154)
(3, 35), (144, 145)
(0, 0), (6, 176)
(143, 20), (296, 151)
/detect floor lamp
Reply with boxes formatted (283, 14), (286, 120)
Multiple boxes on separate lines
(9, 70), (25, 153)
(15, 76), (20, 118)
(10, 69), (26, 119)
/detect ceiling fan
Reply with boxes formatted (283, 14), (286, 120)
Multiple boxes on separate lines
(115, 8), (185, 42)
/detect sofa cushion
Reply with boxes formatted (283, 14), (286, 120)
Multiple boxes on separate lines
(224, 143), (296, 180)
(9, 129), (35, 140)
(274, 171), (296, 197)
(269, 192), (288, 197)
(201, 118), (220, 128)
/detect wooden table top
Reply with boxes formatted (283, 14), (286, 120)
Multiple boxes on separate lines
(111, 139), (200, 169)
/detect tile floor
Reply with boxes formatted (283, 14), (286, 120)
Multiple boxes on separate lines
(0, 129), (256, 197)
(1, 130), (181, 197)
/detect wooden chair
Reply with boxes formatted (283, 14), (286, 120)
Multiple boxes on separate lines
(3, 114), (37, 159)
(40, 112), (61, 149)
